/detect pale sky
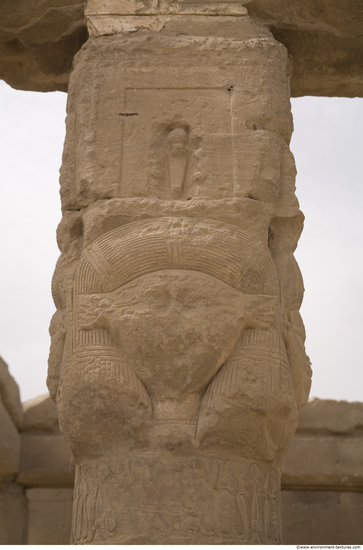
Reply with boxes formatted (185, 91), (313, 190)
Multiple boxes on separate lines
(0, 79), (362, 404)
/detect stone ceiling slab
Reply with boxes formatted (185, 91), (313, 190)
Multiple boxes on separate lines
(1, 0), (363, 96)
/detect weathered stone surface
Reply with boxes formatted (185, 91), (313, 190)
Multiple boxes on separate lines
(27, 488), (73, 545)
(0, 356), (23, 429)
(281, 490), (363, 545)
(85, 0), (363, 98)
(57, 31), (294, 214)
(0, 0), (87, 92)
(0, 400), (20, 482)
(48, 16), (311, 543)
(22, 393), (60, 432)
(0, 1), (362, 545)
(1, 0), (363, 96)
(282, 434), (363, 491)
(17, 433), (73, 488)
(282, 399), (363, 491)
(9, 487), (363, 546)
(248, 0), (363, 97)
(0, 483), (27, 544)
(297, 398), (363, 434)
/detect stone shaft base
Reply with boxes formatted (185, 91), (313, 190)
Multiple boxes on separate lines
(72, 450), (282, 544)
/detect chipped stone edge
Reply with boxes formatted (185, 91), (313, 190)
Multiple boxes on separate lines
(86, 12), (249, 36)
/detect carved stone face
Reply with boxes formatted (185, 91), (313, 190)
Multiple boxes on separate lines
(79, 270), (248, 399)
(167, 127), (189, 153)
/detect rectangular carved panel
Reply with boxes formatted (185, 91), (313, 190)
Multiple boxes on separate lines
(120, 88), (233, 199)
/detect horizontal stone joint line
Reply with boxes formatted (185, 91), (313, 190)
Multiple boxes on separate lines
(86, 13), (248, 17)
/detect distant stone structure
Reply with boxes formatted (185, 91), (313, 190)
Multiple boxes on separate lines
(1, 0), (363, 545)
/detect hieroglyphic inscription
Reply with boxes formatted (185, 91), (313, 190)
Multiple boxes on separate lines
(72, 454), (281, 544)
(189, 456), (282, 544)
(72, 462), (118, 544)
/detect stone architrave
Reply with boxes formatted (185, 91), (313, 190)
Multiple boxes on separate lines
(48, 1), (312, 544)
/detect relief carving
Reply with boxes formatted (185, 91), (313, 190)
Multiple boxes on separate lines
(71, 453), (282, 544)
(147, 124), (194, 200)
(56, 217), (296, 455)
(167, 127), (190, 198)
(51, 213), (304, 543)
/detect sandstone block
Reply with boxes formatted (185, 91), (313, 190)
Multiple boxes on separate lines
(0, 483), (27, 544)
(50, 15), (311, 542)
(80, 197), (276, 250)
(1, 1), (363, 97)
(248, 1), (363, 97)
(297, 398), (363, 434)
(0, 0), (87, 92)
(0, 399), (20, 482)
(59, 32), (293, 211)
(27, 488), (73, 545)
(0, 356), (23, 429)
(22, 393), (60, 432)
(281, 490), (363, 545)
(17, 433), (74, 488)
(282, 434), (363, 490)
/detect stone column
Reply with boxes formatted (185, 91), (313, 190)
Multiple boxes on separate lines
(48, 0), (312, 544)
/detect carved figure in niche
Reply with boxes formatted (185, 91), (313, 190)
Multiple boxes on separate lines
(55, 217), (300, 462)
(148, 125), (198, 200)
(166, 127), (189, 199)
